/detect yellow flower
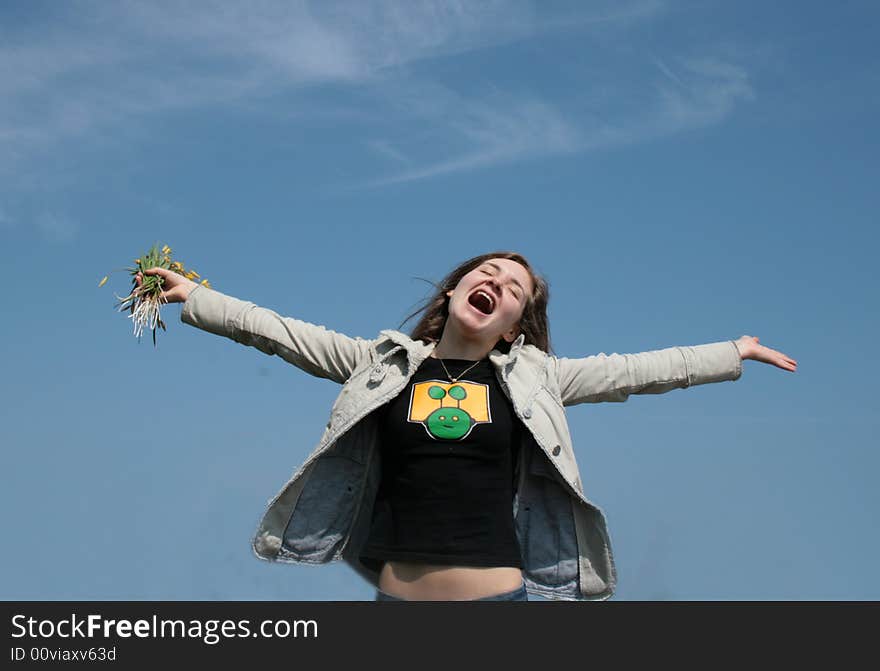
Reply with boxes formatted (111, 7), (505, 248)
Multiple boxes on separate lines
(98, 276), (108, 288)
(200, 279), (212, 288)
(161, 245), (172, 255)
(184, 271), (196, 280)
(188, 269), (200, 279)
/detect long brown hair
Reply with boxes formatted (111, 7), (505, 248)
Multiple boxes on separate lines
(399, 251), (553, 354)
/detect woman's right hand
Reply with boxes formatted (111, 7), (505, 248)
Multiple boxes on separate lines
(135, 267), (199, 304)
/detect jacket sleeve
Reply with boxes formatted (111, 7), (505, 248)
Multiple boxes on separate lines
(555, 340), (743, 406)
(179, 284), (372, 384)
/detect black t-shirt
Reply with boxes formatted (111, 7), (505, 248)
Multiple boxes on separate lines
(359, 355), (524, 569)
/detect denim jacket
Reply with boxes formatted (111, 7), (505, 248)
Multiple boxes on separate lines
(180, 284), (743, 601)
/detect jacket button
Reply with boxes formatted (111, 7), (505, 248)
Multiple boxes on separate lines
(522, 408), (532, 419)
(552, 445), (561, 456)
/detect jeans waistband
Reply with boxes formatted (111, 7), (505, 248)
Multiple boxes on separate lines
(375, 580), (527, 602)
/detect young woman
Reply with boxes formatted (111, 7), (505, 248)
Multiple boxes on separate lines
(136, 252), (797, 602)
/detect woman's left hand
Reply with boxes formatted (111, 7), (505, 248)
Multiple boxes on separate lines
(734, 335), (798, 372)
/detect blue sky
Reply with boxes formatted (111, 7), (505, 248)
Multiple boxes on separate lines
(1, 0), (877, 601)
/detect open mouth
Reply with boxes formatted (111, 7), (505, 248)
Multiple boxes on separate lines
(467, 289), (495, 315)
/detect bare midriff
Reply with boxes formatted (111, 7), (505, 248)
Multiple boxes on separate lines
(378, 561), (524, 600)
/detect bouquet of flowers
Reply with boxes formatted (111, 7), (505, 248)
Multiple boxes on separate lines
(98, 243), (212, 346)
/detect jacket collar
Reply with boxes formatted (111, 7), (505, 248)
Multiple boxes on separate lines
(377, 329), (526, 365)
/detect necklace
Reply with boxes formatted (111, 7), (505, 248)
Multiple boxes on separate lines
(436, 357), (482, 383)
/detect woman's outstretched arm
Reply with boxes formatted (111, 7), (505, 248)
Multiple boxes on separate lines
(554, 335), (796, 407)
(137, 267), (371, 384)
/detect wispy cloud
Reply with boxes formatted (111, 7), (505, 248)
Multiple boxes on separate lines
(0, 0), (755, 197)
(353, 53), (755, 187)
(365, 139), (413, 165)
(651, 57), (756, 131)
(356, 88), (584, 187)
(0, 1), (539, 182)
(652, 55), (689, 89)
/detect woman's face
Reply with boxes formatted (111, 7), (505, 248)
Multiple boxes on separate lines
(445, 258), (535, 344)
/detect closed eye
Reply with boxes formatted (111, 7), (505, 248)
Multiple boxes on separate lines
(480, 266), (523, 302)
